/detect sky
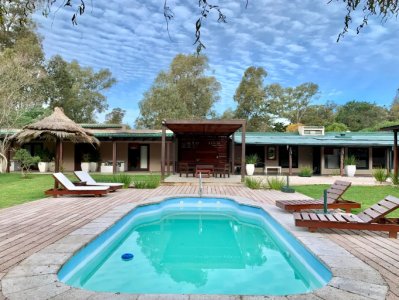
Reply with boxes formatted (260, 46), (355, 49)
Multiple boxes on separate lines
(33, 0), (399, 127)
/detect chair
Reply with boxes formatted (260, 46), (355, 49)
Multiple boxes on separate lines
(179, 162), (195, 177)
(214, 163), (230, 178)
(276, 180), (360, 213)
(45, 173), (110, 197)
(294, 195), (399, 238)
(74, 171), (123, 191)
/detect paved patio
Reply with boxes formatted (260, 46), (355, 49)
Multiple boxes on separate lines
(0, 185), (398, 299)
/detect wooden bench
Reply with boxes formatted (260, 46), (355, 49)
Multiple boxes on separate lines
(195, 164), (214, 178)
(265, 166), (282, 175)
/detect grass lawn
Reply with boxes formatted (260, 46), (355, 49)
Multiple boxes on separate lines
(0, 173), (161, 209)
(294, 184), (399, 217)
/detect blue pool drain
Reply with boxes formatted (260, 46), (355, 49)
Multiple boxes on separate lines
(121, 253), (134, 261)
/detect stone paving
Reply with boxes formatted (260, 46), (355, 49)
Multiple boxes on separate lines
(0, 185), (397, 299)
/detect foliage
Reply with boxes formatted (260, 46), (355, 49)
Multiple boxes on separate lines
(36, 148), (54, 162)
(112, 173), (132, 189)
(325, 122), (349, 132)
(360, 120), (399, 132)
(298, 166), (313, 177)
(266, 176), (286, 190)
(13, 106), (52, 128)
(135, 54), (220, 129)
(105, 108), (126, 124)
(43, 55), (116, 123)
(234, 66), (271, 131)
(389, 88), (399, 121)
(335, 101), (389, 132)
(267, 82), (319, 124)
(390, 173), (399, 185)
(133, 176), (160, 189)
(81, 153), (91, 162)
(286, 123), (303, 133)
(218, 108), (235, 120)
(373, 168), (388, 184)
(245, 154), (258, 164)
(344, 155), (357, 166)
(245, 177), (263, 189)
(12, 148), (40, 177)
(301, 102), (336, 126)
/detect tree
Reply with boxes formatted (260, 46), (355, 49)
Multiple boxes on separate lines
(389, 89), (399, 121)
(105, 108), (126, 124)
(301, 102), (336, 126)
(43, 55), (116, 123)
(325, 122), (348, 132)
(218, 108), (235, 120)
(135, 54), (220, 129)
(267, 83), (319, 124)
(234, 66), (272, 131)
(12, 148), (40, 178)
(335, 101), (389, 131)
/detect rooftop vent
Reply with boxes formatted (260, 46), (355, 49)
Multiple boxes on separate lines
(298, 126), (325, 136)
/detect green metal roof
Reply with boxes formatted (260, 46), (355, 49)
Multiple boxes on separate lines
(80, 124), (124, 128)
(234, 132), (394, 147)
(94, 132), (173, 138)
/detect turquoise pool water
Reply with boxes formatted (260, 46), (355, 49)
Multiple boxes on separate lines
(58, 197), (331, 295)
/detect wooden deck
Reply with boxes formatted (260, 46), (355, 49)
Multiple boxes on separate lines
(0, 185), (398, 299)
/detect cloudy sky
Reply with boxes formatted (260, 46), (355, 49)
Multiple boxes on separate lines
(34, 0), (399, 126)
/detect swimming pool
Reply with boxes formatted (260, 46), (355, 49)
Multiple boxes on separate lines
(58, 197), (332, 295)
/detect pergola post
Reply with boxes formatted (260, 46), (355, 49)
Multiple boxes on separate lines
(167, 142), (170, 175)
(112, 141), (117, 174)
(340, 147), (344, 176)
(54, 139), (61, 194)
(288, 146), (292, 176)
(394, 130), (398, 178)
(241, 122), (246, 181)
(231, 133), (235, 174)
(161, 123), (166, 179)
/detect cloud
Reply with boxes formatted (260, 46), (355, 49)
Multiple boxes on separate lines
(33, 0), (399, 127)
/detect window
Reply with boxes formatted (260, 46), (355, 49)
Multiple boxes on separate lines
(279, 146), (298, 168)
(372, 148), (386, 169)
(348, 148), (369, 169)
(246, 145), (265, 168)
(324, 147), (340, 169)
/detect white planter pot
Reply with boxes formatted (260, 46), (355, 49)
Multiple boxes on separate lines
(100, 165), (113, 173)
(38, 162), (49, 173)
(48, 162), (55, 172)
(10, 161), (21, 172)
(81, 162), (90, 173)
(89, 162), (98, 172)
(345, 165), (356, 177)
(246, 164), (255, 176)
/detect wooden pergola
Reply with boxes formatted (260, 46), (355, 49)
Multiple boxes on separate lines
(381, 124), (399, 177)
(161, 119), (246, 180)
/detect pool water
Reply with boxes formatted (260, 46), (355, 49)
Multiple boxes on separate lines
(59, 197), (331, 295)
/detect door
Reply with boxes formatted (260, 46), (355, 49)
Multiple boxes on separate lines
(312, 147), (321, 175)
(128, 144), (149, 171)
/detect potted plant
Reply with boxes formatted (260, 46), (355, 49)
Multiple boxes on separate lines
(37, 148), (52, 173)
(81, 153), (91, 172)
(344, 155), (357, 177)
(245, 154), (258, 176)
(89, 150), (101, 172)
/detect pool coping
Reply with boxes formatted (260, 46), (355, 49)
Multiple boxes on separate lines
(1, 194), (388, 300)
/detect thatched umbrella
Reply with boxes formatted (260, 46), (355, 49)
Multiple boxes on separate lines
(12, 107), (99, 188)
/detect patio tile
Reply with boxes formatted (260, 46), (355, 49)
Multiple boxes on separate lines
(2, 274), (58, 294)
(315, 286), (376, 299)
(4, 281), (70, 300)
(331, 268), (386, 285)
(5, 265), (60, 278)
(18, 252), (70, 266)
(328, 277), (388, 300)
(51, 288), (95, 299)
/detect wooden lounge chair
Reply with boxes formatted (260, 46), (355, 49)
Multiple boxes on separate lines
(45, 173), (110, 197)
(74, 171), (123, 191)
(276, 180), (360, 213)
(294, 195), (399, 238)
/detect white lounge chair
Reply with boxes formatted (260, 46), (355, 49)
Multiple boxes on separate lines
(74, 171), (124, 191)
(45, 173), (110, 197)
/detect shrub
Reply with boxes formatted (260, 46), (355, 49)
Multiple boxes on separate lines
(13, 149), (40, 178)
(112, 174), (132, 188)
(133, 177), (160, 189)
(246, 154), (258, 164)
(373, 168), (388, 184)
(298, 166), (313, 177)
(390, 173), (399, 185)
(344, 155), (357, 166)
(266, 176), (286, 190)
(245, 177), (262, 189)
